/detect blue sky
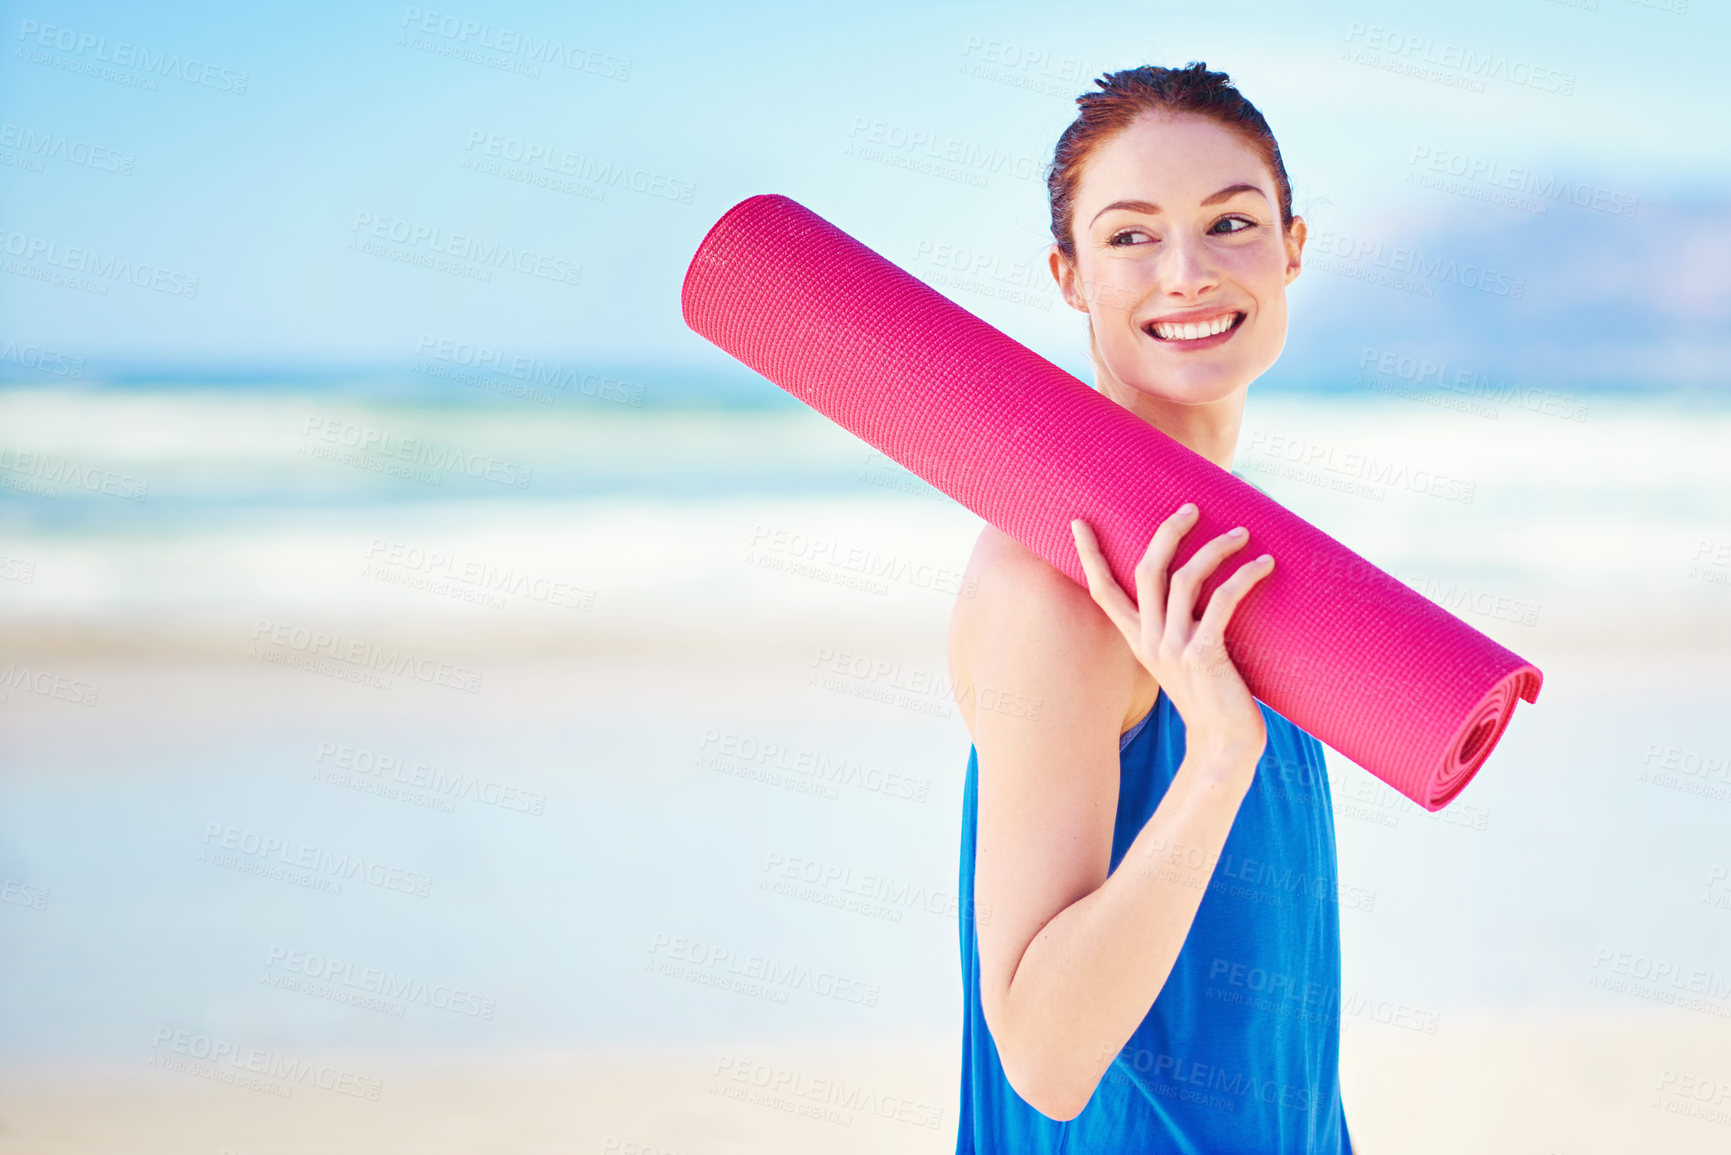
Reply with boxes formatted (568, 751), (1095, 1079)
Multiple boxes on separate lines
(1, 0), (1727, 385)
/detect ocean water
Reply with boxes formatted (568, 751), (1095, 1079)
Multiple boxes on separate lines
(1, 382), (1728, 1067)
(2, 381), (1727, 650)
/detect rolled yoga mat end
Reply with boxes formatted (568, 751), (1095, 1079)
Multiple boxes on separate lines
(681, 192), (1542, 812)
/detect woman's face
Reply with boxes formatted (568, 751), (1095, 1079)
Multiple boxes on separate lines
(1052, 112), (1305, 406)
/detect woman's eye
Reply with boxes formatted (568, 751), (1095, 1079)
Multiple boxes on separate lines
(1108, 228), (1153, 246)
(1212, 216), (1256, 235)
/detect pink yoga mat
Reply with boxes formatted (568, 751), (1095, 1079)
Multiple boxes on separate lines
(681, 193), (1541, 811)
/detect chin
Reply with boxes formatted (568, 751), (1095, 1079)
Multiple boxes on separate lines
(1107, 327), (1286, 407)
(1110, 353), (1261, 407)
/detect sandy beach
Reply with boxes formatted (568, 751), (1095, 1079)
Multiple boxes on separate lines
(2, 642), (1729, 1153)
(3, 390), (1729, 1153)
(3, 1011), (1730, 1152)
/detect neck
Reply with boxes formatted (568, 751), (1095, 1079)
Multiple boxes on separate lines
(1094, 361), (1247, 473)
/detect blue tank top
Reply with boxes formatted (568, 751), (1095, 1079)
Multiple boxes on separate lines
(956, 688), (1353, 1153)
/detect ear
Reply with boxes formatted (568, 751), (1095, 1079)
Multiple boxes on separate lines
(1048, 245), (1090, 314)
(1283, 216), (1306, 286)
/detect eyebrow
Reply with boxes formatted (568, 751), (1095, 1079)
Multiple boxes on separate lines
(1089, 183), (1268, 227)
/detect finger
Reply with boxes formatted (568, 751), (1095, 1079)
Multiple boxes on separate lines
(1190, 552), (1275, 657)
(1164, 527), (1252, 650)
(1070, 518), (1141, 640)
(1132, 502), (1199, 647)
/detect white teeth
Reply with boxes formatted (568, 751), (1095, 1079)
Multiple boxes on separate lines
(1150, 313), (1238, 341)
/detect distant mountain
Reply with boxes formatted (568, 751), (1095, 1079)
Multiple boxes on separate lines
(1279, 197), (1731, 391)
(6, 200), (1723, 400)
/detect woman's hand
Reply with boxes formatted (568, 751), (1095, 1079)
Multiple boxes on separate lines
(1069, 503), (1273, 777)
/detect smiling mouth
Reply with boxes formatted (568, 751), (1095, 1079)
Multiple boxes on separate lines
(1143, 311), (1245, 342)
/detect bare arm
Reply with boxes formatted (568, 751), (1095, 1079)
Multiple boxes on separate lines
(955, 503), (1274, 1121)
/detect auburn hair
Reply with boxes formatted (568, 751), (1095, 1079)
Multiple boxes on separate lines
(1046, 62), (1295, 265)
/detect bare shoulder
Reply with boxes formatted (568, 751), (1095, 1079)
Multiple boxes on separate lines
(950, 523), (1155, 1050)
(947, 524), (1151, 740)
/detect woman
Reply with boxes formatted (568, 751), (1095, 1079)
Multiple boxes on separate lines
(949, 63), (1355, 1152)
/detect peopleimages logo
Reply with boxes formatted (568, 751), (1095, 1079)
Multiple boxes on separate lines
(1342, 22), (1576, 96)
(1408, 145), (1639, 219)
(149, 1028), (382, 1100)
(462, 130), (693, 203)
(646, 931), (881, 1008)
(0, 337), (83, 378)
(0, 226), (199, 297)
(201, 822), (435, 897)
(712, 1054), (946, 1130)
(0, 122), (135, 175)
(0, 443), (148, 499)
(249, 618), (485, 694)
(1358, 346), (1590, 423)
(1243, 430), (1477, 505)
(844, 116), (1045, 185)
(363, 538), (596, 612)
(15, 19), (250, 93)
(1306, 228), (1525, 299)
(264, 945), (498, 1019)
(348, 211), (581, 288)
(413, 334), (645, 407)
(314, 740), (548, 816)
(0, 663), (100, 707)
(398, 6), (631, 80)
(300, 415), (534, 489)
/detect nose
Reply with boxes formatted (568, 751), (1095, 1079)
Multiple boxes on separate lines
(1158, 232), (1219, 299)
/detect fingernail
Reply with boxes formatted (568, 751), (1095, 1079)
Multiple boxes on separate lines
(1259, 554), (1274, 565)
(1179, 502), (1197, 516)
(1228, 526), (1247, 538)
